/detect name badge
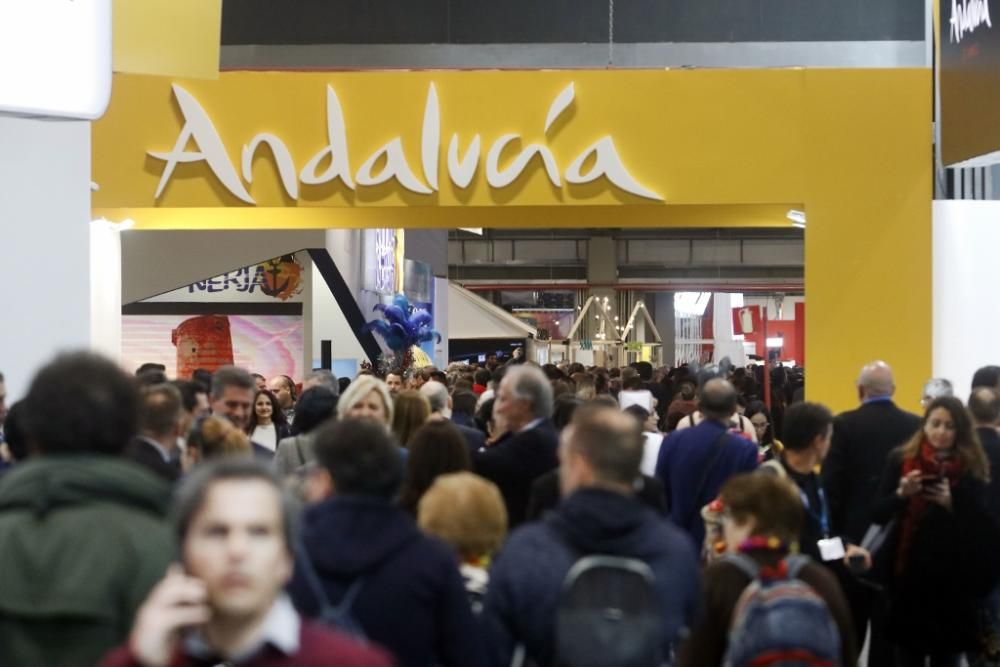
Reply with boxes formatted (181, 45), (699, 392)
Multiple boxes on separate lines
(817, 537), (846, 562)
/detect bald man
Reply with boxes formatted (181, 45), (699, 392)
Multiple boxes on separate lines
(820, 360), (920, 664)
(654, 378), (758, 549)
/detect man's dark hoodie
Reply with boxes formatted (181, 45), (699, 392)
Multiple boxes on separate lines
(287, 496), (487, 667)
(483, 488), (701, 667)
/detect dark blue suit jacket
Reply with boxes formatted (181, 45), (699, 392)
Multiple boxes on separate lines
(655, 420), (758, 548)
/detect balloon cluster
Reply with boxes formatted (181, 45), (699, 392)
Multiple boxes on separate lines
(362, 294), (441, 357)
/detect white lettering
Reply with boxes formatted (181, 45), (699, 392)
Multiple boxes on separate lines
(355, 138), (433, 194)
(422, 83), (441, 191)
(448, 134), (481, 189)
(486, 134), (562, 188)
(299, 86), (354, 189)
(951, 0), (992, 43)
(150, 81), (664, 203)
(242, 134), (299, 200)
(149, 84), (254, 204)
(566, 136), (664, 201)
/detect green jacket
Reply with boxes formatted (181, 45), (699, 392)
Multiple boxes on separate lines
(0, 456), (174, 667)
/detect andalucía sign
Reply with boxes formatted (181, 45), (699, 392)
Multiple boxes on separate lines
(149, 82), (664, 204)
(940, 0), (1000, 165)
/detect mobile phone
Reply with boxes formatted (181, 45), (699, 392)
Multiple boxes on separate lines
(848, 553), (867, 574)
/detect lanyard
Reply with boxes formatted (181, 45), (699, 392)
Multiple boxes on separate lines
(798, 486), (830, 539)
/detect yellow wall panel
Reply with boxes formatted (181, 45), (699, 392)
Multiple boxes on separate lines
(113, 0), (221, 79)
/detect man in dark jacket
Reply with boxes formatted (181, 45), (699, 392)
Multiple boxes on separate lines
(820, 360), (920, 665)
(655, 378), (758, 549)
(288, 418), (486, 667)
(124, 383), (184, 483)
(0, 352), (174, 667)
(421, 380), (486, 454)
(474, 365), (559, 527)
(484, 404), (701, 666)
(970, 387), (1000, 522)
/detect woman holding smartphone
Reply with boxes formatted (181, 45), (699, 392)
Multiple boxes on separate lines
(871, 396), (1000, 667)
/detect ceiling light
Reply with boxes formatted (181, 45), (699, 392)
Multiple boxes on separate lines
(786, 209), (806, 228)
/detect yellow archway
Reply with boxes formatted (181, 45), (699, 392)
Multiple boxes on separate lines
(94, 69), (931, 412)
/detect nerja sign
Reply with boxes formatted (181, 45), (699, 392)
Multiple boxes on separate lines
(149, 82), (664, 204)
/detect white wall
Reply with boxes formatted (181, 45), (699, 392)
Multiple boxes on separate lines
(311, 261), (366, 379)
(0, 116), (91, 399)
(933, 201), (1000, 394)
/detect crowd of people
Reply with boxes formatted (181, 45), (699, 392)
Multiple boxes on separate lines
(0, 352), (999, 666)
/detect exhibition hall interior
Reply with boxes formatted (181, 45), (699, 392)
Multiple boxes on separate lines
(4, 1), (1000, 666)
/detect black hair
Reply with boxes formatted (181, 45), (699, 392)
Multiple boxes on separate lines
(553, 395), (584, 431)
(781, 401), (833, 452)
(632, 361), (654, 382)
(291, 387), (337, 435)
(452, 390), (477, 417)
(474, 369), (492, 386)
(338, 377), (352, 394)
(24, 351), (138, 455)
(136, 362), (167, 376)
(136, 369), (169, 387)
(476, 398), (496, 434)
(192, 368), (213, 389)
(3, 400), (29, 461)
(969, 387), (1000, 424)
(172, 379), (208, 413)
(972, 366), (1000, 390)
(314, 418), (404, 499)
(745, 400), (776, 446)
(247, 388), (290, 433)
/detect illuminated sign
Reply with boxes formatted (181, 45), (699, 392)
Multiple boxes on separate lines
(0, 0), (112, 119)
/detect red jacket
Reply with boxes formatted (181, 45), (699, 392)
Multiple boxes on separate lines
(99, 621), (396, 667)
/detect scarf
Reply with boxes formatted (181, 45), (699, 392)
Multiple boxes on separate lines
(895, 440), (963, 576)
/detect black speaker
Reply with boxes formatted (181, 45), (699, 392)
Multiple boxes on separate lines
(321, 340), (332, 370)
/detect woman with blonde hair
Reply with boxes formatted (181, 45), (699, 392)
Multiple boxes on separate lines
(418, 472), (508, 614)
(336, 374), (394, 428)
(391, 390), (431, 448)
(183, 415), (252, 471)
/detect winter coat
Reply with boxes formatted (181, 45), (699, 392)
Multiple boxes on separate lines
(483, 487), (701, 667)
(656, 419), (758, 548)
(287, 495), (486, 667)
(0, 455), (173, 667)
(870, 448), (1000, 653)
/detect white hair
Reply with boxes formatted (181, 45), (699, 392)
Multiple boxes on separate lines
(505, 365), (554, 420)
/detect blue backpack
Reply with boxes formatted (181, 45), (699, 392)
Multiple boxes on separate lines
(295, 544), (368, 643)
(722, 553), (840, 667)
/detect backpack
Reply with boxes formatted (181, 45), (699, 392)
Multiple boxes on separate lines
(555, 555), (663, 667)
(295, 544), (368, 642)
(722, 553), (840, 667)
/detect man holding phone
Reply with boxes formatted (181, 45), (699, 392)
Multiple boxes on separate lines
(101, 460), (392, 667)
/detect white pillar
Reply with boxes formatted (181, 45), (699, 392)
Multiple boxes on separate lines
(0, 116), (91, 398)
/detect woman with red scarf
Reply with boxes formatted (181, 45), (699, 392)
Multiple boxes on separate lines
(871, 396), (1000, 666)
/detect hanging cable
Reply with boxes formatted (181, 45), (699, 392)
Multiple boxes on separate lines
(608, 0), (615, 67)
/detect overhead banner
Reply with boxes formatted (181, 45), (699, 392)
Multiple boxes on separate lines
(92, 70), (807, 209)
(939, 0), (1000, 165)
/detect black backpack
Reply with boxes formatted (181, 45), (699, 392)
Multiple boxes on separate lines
(555, 555), (663, 667)
(295, 545), (368, 642)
